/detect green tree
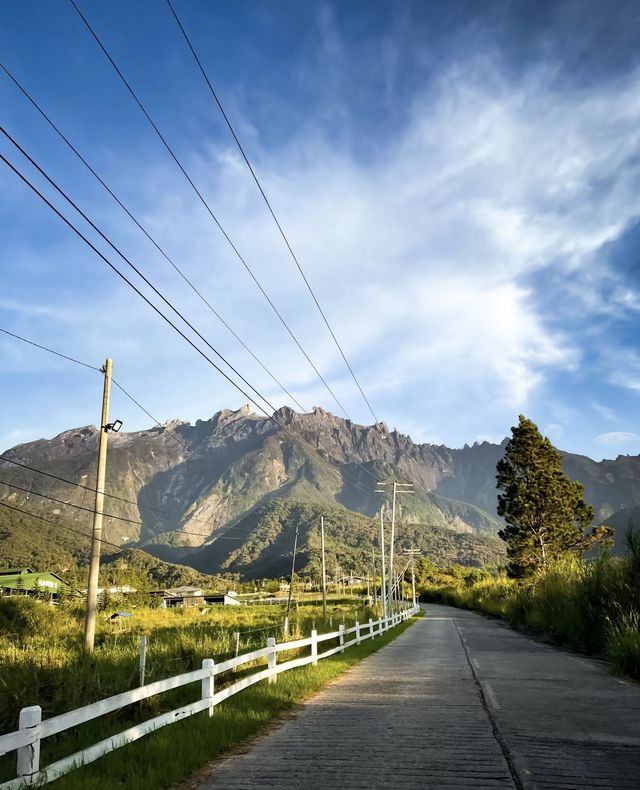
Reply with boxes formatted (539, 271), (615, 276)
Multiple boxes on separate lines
(496, 416), (611, 577)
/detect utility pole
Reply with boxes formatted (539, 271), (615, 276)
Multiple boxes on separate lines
(285, 524), (299, 620)
(403, 548), (421, 607)
(378, 505), (387, 621)
(376, 481), (413, 615)
(83, 358), (120, 654)
(320, 516), (327, 621)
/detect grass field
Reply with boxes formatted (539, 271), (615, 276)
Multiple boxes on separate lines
(0, 595), (401, 786)
(48, 613), (419, 790)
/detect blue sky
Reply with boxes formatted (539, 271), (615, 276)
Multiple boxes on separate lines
(1, 0), (640, 461)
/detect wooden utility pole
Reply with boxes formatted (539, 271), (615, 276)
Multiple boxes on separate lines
(320, 516), (327, 621)
(83, 358), (113, 653)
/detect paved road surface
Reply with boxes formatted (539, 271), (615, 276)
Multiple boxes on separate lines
(193, 604), (640, 789)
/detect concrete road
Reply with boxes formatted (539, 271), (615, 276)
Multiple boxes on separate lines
(192, 605), (640, 789)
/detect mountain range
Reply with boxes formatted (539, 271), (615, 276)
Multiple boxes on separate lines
(1, 406), (639, 578)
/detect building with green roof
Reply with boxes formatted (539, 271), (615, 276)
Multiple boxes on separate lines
(0, 568), (69, 596)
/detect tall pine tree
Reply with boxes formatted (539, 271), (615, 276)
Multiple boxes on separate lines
(496, 416), (611, 577)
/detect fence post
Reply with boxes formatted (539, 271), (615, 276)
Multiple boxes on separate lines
(139, 635), (147, 687)
(311, 629), (318, 666)
(369, 617), (374, 639)
(339, 624), (345, 653)
(234, 631), (240, 658)
(17, 705), (41, 778)
(202, 658), (215, 716)
(267, 637), (277, 684)
(355, 620), (360, 645)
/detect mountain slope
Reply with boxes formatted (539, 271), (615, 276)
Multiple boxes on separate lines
(2, 405), (639, 577)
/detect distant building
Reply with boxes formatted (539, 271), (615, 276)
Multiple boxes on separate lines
(96, 585), (138, 596)
(337, 575), (369, 587)
(0, 568), (69, 597)
(203, 594), (241, 606)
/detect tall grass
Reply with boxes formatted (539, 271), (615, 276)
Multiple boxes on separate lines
(0, 596), (378, 782)
(422, 530), (640, 678)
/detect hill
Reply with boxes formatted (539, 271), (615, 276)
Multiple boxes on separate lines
(2, 405), (639, 578)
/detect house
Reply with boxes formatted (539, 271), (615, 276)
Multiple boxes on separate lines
(203, 593), (241, 606)
(150, 588), (204, 608)
(337, 575), (369, 587)
(0, 568), (69, 597)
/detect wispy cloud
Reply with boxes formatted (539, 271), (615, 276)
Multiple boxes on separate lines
(596, 431), (638, 445)
(2, 8), (640, 459)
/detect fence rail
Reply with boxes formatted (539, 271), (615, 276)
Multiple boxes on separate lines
(0, 605), (418, 789)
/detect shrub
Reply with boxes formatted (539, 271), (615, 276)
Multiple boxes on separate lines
(0, 596), (64, 639)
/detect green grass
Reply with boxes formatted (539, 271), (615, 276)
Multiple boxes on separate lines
(421, 547), (640, 679)
(0, 597), (383, 783)
(44, 613), (419, 789)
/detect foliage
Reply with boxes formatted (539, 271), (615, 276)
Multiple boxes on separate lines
(190, 498), (505, 579)
(420, 526), (640, 678)
(0, 596), (66, 639)
(496, 415), (610, 577)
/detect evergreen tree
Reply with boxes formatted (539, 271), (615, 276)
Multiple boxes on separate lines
(496, 416), (611, 577)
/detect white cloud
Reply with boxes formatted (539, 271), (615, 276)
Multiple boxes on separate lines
(4, 47), (640, 456)
(596, 431), (638, 445)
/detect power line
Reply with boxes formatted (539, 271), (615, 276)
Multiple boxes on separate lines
(0, 61), (307, 414)
(68, 0), (349, 419)
(0, 478), (145, 526)
(0, 149), (277, 422)
(0, 322), (375, 510)
(0, 145), (377, 497)
(0, 327), (100, 371)
(1, 323), (190, 455)
(0, 478), (246, 541)
(165, 0), (379, 425)
(0, 500), (127, 555)
(1, 126), (282, 420)
(0, 456), (162, 513)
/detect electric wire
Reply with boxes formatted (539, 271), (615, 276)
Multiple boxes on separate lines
(68, 0), (349, 419)
(0, 478), (247, 540)
(0, 145), (377, 497)
(1, 324), (190, 455)
(0, 456), (161, 513)
(1, 126), (282, 420)
(0, 327), (100, 372)
(0, 324), (376, 504)
(0, 500), (128, 554)
(165, 0), (379, 424)
(0, 61), (307, 414)
(0, 478), (145, 525)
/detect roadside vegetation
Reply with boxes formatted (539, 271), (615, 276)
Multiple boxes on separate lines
(419, 540), (640, 677)
(0, 594), (386, 784)
(49, 612), (419, 790)
(420, 416), (640, 680)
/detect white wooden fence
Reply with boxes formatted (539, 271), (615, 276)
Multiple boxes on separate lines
(0, 605), (418, 789)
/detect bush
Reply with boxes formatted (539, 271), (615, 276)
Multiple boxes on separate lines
(606, 610), (640, 677)
(420, 552), (640, 679)
(0, 596), (65, 639)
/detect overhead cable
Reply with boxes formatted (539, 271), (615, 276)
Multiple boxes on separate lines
(68, 0), (349, 419)
(0, 61), (307, 413)
(165, 0), (378, 424)
(0, 145), (377, 496)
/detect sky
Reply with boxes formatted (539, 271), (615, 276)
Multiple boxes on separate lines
(1, 0), (640, 461)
